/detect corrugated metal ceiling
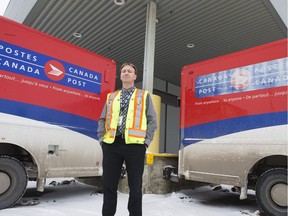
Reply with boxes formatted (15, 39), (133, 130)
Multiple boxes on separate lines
(18, 0), (288, 88)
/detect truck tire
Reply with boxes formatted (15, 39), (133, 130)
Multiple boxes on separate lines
(256, 168), (287, 216)
(0, 155), (28, 209)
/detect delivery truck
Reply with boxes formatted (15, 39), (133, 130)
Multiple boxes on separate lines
(0, 17), (116, 209)
(175, 38), (287, 216)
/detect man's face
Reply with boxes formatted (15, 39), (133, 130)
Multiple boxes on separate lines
(120, 65), (137, 84)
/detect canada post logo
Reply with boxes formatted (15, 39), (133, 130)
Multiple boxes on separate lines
(0, 40), (102, 94)
(231, 68), (252, 90)
(44, 60), (66, 81)
(195, 57), (288, 98)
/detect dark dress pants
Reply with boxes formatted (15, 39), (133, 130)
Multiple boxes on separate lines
(102, 136), (146, 216)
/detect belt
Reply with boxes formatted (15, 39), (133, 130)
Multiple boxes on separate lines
(116, 134), (125, 139)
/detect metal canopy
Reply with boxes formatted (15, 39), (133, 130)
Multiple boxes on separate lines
(6, 0), (288, 89)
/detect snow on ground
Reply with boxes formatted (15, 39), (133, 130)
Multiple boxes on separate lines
(0, 178), (267, 216)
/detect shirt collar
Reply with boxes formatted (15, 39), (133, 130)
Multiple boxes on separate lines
(122, 86), (136, 93)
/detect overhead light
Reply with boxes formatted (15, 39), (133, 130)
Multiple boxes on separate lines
(114, 0), (125, 5)
(186, 43), (195, 48)
(73, 32), (82, 38)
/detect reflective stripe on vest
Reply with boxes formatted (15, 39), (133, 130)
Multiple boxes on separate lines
(133, 89), (145, 129)
(103, 89), (148, 144)
(105, 91), (120, 141)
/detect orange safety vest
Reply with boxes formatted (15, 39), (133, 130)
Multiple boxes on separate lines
(103, 88), (148, 144)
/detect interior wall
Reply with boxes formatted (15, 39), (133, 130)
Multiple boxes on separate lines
(164, 105), (180, 154)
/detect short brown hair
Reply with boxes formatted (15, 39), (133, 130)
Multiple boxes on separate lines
(120, 63), (138, 75)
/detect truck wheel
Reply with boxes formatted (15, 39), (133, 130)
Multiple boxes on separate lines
(0, 156), (28, 209)
(256, 168), (287, 216)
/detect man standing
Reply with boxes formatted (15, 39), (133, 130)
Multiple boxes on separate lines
(97, 63), (157, 216)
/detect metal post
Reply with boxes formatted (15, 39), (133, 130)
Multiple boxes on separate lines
(143, 1), (157, 93)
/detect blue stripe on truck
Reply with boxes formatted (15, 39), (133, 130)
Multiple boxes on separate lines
(181, 111), (287, 146)
(0, 98), (98, 139)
